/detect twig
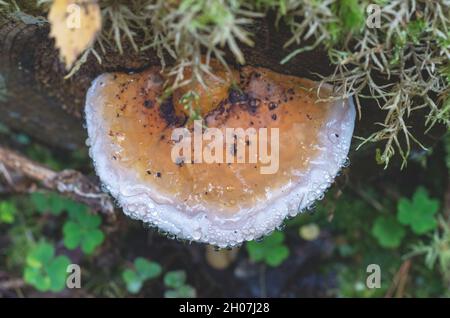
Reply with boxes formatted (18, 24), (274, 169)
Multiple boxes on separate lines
(0, 145), (114, 214)
(385, 259), (411, 298)
(0, 278), (25, 290)
(348, 181), (384, 212)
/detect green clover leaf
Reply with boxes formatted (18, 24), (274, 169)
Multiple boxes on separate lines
(164, 270), (186, 289)
(63, 209), (104, 254)
(397, 187), (439, 234)
(372, 216), (405, 248)
(122, 269), (143, 294)
(24, 242), (70, 292)
(0, 200), (16, 224)
(163, 270), (196, 298)
(26, 242), (54, 269)
(47, 256), (71, 292)
(31, 192), (86, 216)
(134, 257), (162, 280)
(164, 284), (197, 298)
(246, 231), (290, 267)
(122, 257), (162, 294)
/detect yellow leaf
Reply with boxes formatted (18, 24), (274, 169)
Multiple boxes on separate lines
(49, 0), (101, 69)
(205, 245), (239, 270)
(299, 223), (320, 241)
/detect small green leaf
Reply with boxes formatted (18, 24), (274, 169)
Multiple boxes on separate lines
(122, 269), (142, 294)
(135, 257), (162, 280)
(372, 216), (405, 248)
(246, 231), (290, 267)
(266, 245), (290, 267)
(164, 270), (187, 289)
(122, 258), (162, 294)
(0, 201), (16, 224)
(47, 256), (71, 292)
(176, 285), (197, 298)
(24, 267), (51, 292)
(23, 242), (70, 292)
(30, 192), (50, 213)
(26, 242), (54, 269)
(165, 285), (197, 298)
(31, 192), (81, 215)
(63, 209), (104, 254)
(397, 187), (439, 234)
(164, 289), (180, 298)
(81, 229), (104, 254)
(63, 221), (82, 249)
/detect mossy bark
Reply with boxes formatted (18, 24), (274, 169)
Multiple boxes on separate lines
(0, 16), (445, 171)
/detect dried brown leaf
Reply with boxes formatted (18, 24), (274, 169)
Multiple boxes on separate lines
(49, 0), (101, 69)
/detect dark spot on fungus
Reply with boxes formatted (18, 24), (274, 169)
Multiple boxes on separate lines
(175, 157), (185, 167)
(150, 73), (164, 84)
(228, 88), (249, 104)
(160, 96), (186, 127)
(144, 100), (154, 109)
(246, 98), (260, 114)
(268, 102), (278, 111)
(248, 98), (260, 108)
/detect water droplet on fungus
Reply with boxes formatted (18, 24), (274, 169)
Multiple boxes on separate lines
(84, 61), (355, 246)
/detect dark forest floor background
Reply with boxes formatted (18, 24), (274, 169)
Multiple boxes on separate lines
(1, 120), (449, 298)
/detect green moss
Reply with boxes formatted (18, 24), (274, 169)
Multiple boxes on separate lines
(7, 0), (450, 168)
(335, 0), (365, 34)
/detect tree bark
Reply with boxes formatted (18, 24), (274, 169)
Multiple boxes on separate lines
(0, 14), (445, 170)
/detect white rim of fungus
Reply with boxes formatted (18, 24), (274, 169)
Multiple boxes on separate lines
(85, 73), (356, 247)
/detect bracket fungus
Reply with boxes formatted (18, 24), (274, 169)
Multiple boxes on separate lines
(85, 62), (355, 247)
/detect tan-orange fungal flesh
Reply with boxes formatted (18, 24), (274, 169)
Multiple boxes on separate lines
(85, 63), (355, 247)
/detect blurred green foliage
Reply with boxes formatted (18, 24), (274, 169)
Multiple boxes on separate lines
(336, 0), (365, 34)
(0, 127), (450, 297)
(246, 231), (290, 267)
(31, 192), (78, 216)
(0, 200), (16, 224)
(122, 258), (162, 294)
(164, 270), (196, 298)
(372, 216), (405, 248)
(23, 242), (70, 292)
(63, 209), (104, 255)
(397, 187), (439, 234)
